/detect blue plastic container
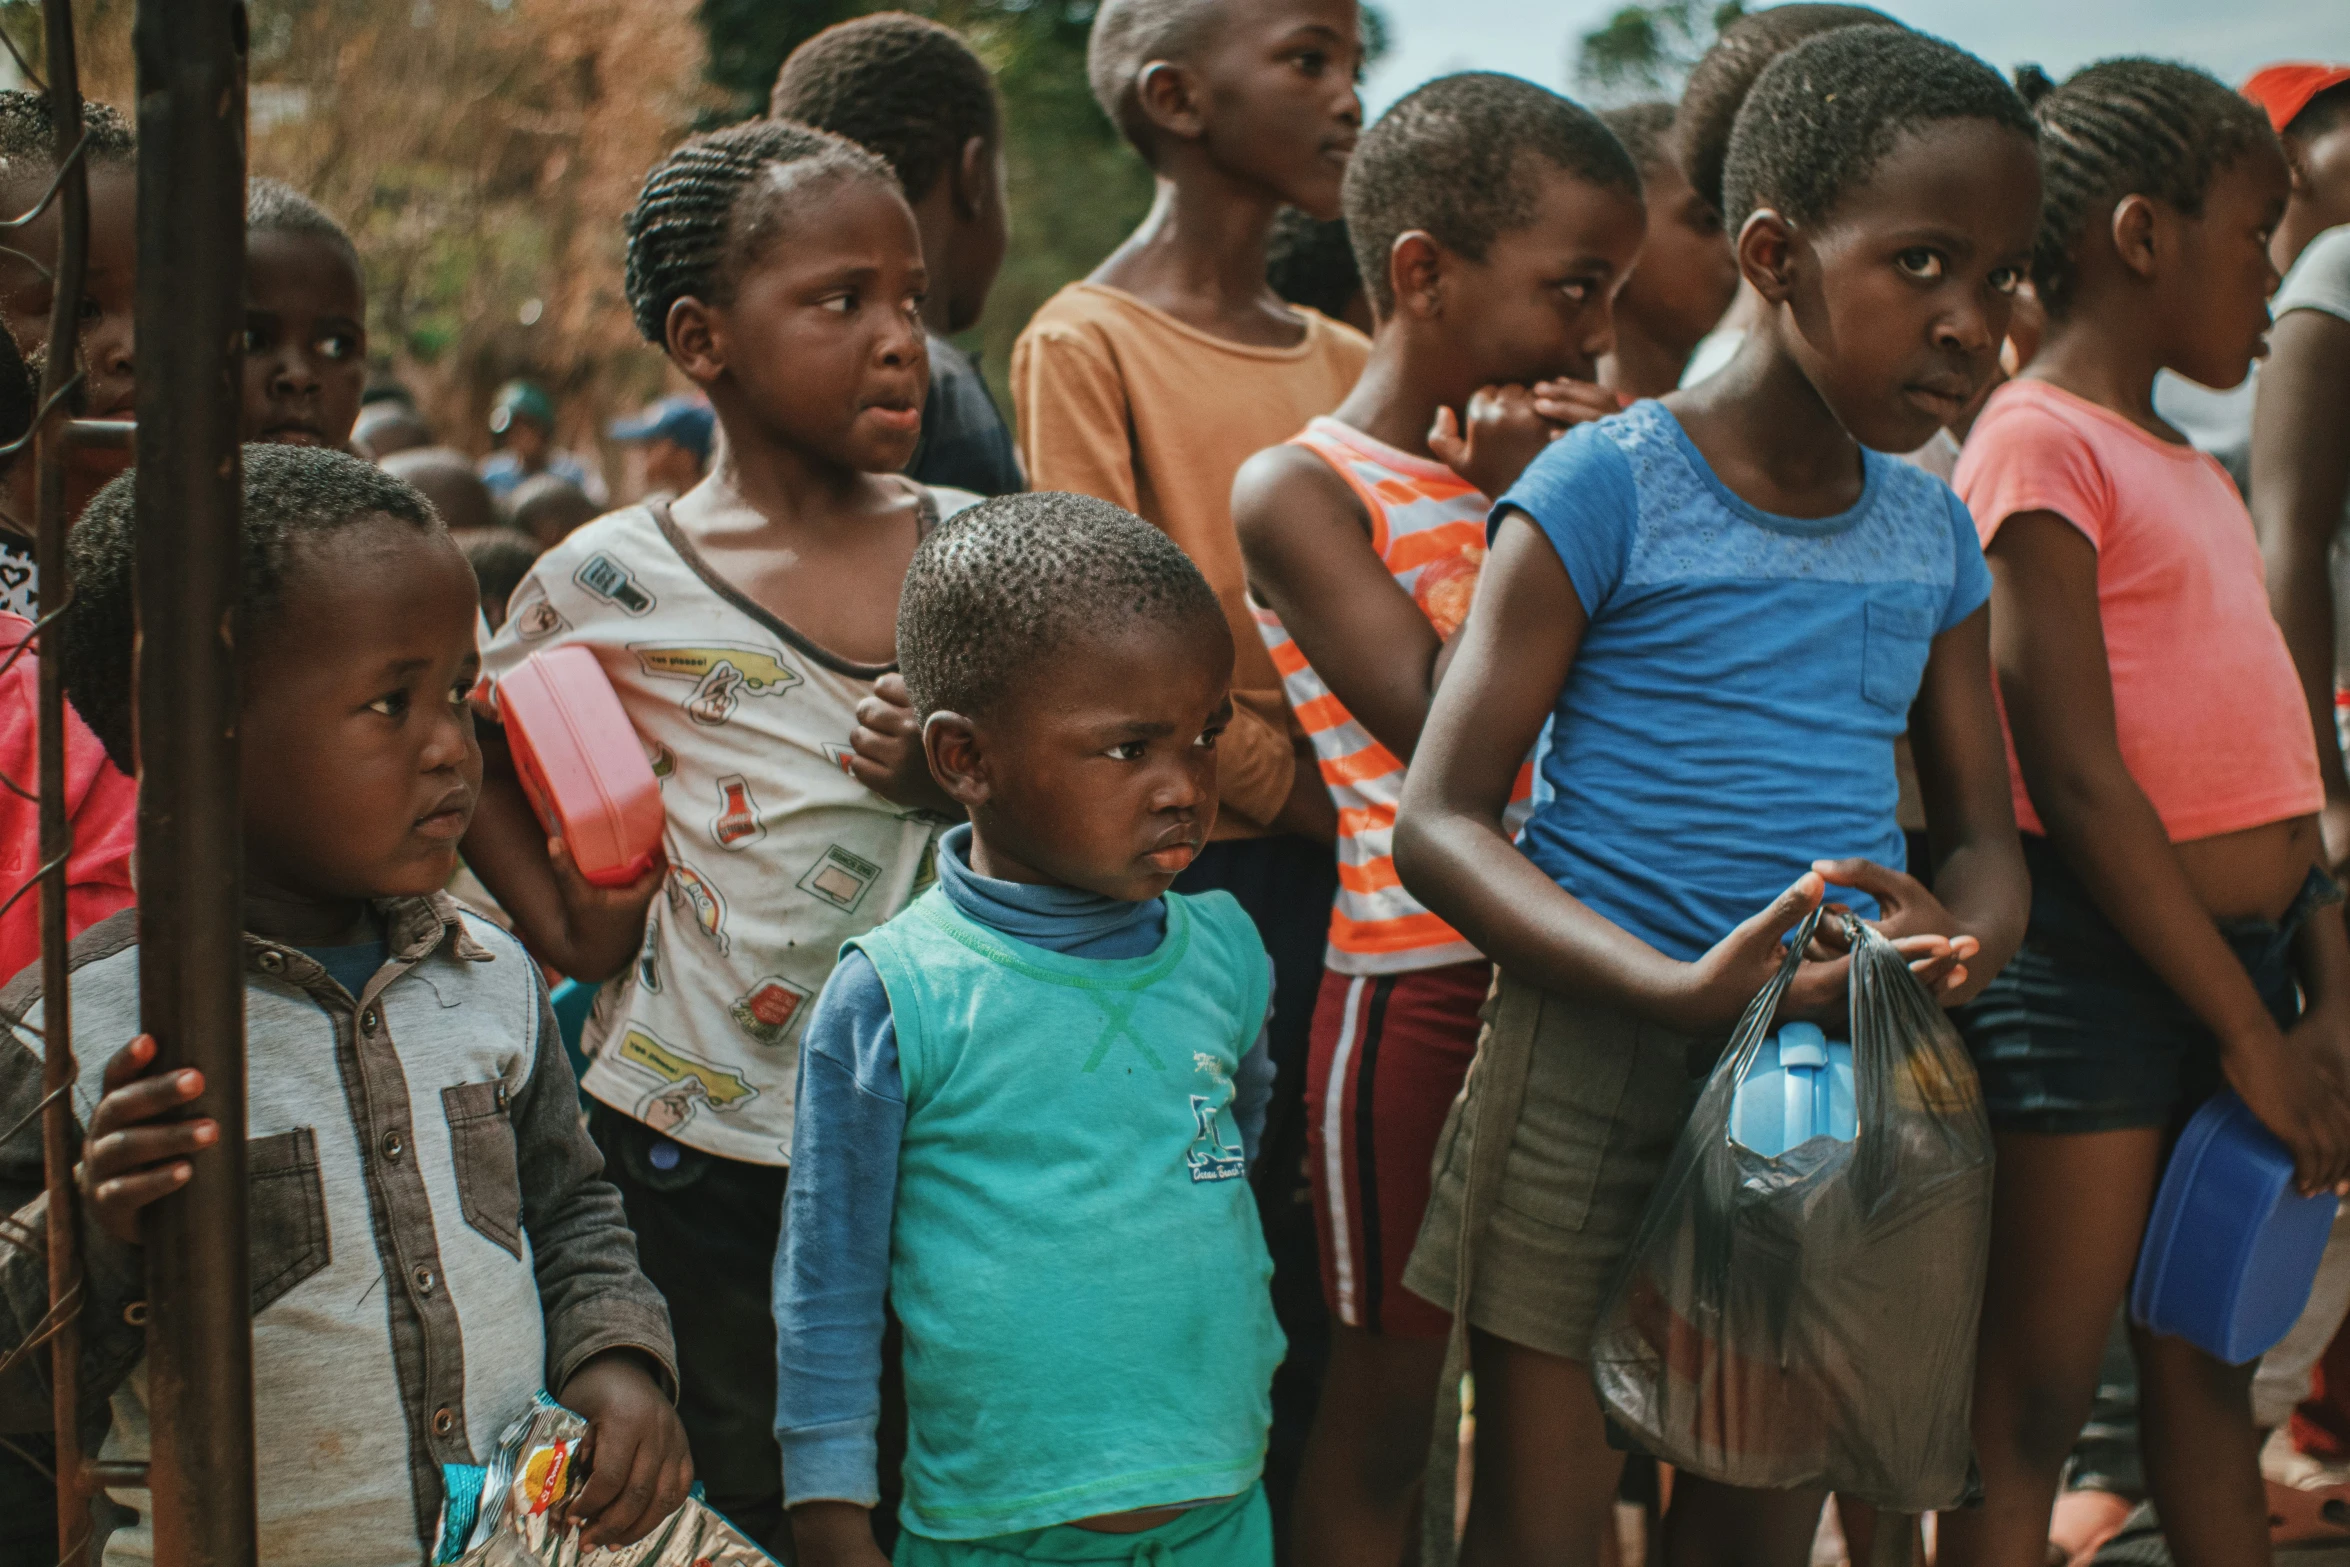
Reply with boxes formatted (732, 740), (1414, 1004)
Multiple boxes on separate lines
(2132, 1090), (2339, 1364)
(1729, 1021), (1858, 1158)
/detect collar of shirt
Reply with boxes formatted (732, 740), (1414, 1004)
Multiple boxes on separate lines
(935, 822), (1162, 957)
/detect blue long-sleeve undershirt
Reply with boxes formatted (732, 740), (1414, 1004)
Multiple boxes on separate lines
(772, 823), (1276, 1509)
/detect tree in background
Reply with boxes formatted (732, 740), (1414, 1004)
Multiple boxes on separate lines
(0, 0), (1387, 473)
(1574, 0), (1746, 101)
(5, 0), (712, 471)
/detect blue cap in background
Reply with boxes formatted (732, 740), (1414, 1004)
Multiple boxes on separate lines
(608, 395), (715, 466)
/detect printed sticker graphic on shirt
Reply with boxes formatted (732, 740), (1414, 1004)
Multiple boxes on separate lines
(632, 642), (803, 727)
(646, 740), (675, 787)
(730, 975), (814, 1049)
(618, 1025), (759, 1134)
(509, 586), (568, 641)
(710, 774), (765, 850)
(574, 553), (656, 616)
(820, 741), (858, 780)
(798, 844), (883, 913)
(667, 862), (729, 955)
(1187, 1094), (1247, 1183)
(635, 919), (662, 994)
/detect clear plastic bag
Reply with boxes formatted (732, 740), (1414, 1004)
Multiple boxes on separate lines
(1588, 909), (1995, 1510)
(444, 1393), (777, 1567)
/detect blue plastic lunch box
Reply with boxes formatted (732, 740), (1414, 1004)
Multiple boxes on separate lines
(2131, 1090), (2338, 1364)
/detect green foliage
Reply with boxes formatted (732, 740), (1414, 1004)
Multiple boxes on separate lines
(1574, 0), (1744, 101)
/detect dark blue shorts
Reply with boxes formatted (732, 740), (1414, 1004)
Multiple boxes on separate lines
(1955, 835), (2337, 1135)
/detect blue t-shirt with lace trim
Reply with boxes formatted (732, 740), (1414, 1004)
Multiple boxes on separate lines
(1499, 399), (1991, 962)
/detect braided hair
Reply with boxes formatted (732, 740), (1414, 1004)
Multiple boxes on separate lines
(769, 13), (999, 206)
(623, 118), (896, 345)
(2018, 59), (2279, 317)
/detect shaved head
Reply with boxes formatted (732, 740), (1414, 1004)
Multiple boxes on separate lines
(1087, 0), (1229, 156)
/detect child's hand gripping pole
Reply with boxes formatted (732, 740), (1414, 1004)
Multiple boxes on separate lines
(80, 1034), (219, 1248)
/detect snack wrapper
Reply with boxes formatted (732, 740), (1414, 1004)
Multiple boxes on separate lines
(443, 1394), (775, 1567)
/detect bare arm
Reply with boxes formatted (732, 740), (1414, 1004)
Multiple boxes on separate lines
(1990, 510), (2350, 1187)
(1234, 444), (1447, 760)
(1897, 607), (2029, 1002)
(459, 722), (664, 983)
(2252, 309), (2350, 872)
(1393, 513), (1869, 1030)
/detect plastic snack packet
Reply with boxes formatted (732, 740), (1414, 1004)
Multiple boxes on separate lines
(447, 1394), (776, 1567)
(1587, 908), (1995, 1511)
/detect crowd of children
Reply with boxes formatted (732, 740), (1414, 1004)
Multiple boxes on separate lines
(2, 3), (2350, 1567)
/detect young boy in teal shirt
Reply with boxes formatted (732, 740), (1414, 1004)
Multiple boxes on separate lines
(777, 493), (1284, 1567)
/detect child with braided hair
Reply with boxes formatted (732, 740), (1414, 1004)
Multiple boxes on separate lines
(1943, 59), (2350, 1567)
(460, 118), (977, 1549)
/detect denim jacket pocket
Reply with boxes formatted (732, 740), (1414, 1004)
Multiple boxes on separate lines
(443, 1079), (523, 1258)
(248, 1127), (330, 1314)
(1861, 597), (1938, 713)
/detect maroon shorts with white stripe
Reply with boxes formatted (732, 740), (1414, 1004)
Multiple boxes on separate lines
(1304, 959), (1490, 1339)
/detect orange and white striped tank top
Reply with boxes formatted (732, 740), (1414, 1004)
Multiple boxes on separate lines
(1255, 417), (1531, 975)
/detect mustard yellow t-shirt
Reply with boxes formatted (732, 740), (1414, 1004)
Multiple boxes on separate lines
(1012, 283), (1370, 837)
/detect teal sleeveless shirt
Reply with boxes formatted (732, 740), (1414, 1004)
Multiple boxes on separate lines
(847, 885), (1284, 1540)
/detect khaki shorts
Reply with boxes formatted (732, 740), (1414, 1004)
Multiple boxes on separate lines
(1402, 972), (1715, 1361)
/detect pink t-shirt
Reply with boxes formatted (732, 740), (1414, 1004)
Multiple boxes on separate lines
(1955, 378), (2321, 843)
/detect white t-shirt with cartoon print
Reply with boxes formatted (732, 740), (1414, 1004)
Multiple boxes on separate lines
(477, 491), (972, 1165)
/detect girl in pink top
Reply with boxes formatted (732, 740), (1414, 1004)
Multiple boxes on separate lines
(1946, 61), (2350, 1567)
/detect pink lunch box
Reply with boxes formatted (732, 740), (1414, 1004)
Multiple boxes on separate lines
(495, 645), (664, 888)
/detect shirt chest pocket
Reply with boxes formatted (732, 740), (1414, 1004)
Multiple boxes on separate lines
(249, 1127), (329, 1314)
(443, 1079), (523, 1259)
(1860, 595), (1940, 714)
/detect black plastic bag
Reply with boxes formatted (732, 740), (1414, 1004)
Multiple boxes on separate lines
(1588, 909), (1994, 1510)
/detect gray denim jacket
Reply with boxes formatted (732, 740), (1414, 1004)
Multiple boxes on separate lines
(0, 895), (677, 1565)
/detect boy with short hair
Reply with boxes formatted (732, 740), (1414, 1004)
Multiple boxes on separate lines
(0, 446), (688, 1566)
(1017, 0), (1366, 857)
(1232, 72), (1647, 1567)
(1593, 102), (1738, 400)
(1014, 13), (1367, 1497)
(243, 177), (368, 450)
(770, 12), (1021, 499)
(779, 493), (1283, 1567)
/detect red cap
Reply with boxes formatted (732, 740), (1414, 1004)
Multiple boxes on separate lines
(2242, 63), (2350, 135)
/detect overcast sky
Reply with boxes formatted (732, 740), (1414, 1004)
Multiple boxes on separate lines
(1366, 0), (2350, 116)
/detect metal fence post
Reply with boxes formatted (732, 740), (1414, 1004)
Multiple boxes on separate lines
(129, 1), (254, 1563)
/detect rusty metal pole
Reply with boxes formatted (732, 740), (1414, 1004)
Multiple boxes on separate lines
(130, 2), (254, 1564)
(32, 0), (93, 1555)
